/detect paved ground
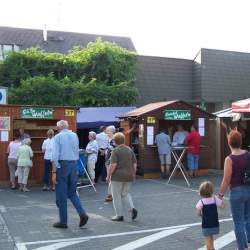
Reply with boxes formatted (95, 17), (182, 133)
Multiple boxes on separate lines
(0, 171), (242, 250)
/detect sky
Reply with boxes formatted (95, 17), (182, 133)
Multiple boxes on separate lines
(1, 0), (250, 59)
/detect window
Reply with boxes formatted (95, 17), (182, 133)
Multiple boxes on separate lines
(0, 44), (20, 60)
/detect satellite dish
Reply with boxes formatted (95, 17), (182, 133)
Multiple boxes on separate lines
(0, 87), (7, 104)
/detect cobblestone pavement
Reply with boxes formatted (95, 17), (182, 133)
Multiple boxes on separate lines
(0, 171), (243, 250)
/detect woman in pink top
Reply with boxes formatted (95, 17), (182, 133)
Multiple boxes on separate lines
(7, 131), (22, 189)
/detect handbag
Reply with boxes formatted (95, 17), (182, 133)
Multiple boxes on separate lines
(243, 153), (250, 185)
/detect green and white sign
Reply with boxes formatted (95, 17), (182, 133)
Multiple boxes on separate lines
(21, 107), (54, 119)
(164, 110), (191, 120)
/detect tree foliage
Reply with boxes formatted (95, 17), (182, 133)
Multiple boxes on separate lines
(0, 38), (138, 106)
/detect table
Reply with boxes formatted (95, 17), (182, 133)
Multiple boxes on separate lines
(167, 146), (190, 187)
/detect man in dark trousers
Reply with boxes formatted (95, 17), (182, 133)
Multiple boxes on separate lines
(52, 120), (88, 228)
(95, 126), (109, 183)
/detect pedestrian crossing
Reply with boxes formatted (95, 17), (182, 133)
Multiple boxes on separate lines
(16, 218), (239, 250)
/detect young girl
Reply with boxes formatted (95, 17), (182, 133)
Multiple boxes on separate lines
(196, 181), (224, 250)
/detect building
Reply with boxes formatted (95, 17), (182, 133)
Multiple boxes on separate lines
(1, 26), (250, 111)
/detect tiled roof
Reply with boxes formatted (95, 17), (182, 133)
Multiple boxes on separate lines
(0, 26), (136, 53)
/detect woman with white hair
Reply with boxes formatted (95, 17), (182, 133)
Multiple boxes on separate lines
(105, 125), (117, 202)
(86, 131), (99, 184)
(17, 138), (33, 192)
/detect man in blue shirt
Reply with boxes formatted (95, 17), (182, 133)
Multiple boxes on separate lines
(52, 120), (88, 229)
(155, 129), (172, 178)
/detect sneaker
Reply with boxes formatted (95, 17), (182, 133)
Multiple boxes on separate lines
(131, 208), (138, 220)
(42, 186), (49, 191)
(111, 216), (124, 222)
(23, 187), (30, 192)
(53, 222), (68, 229)
(105, 195), (113, 202)
(79, 214), (88, 227)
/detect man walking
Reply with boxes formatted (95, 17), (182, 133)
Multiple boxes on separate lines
(52, 120), (88, 228)
(107, 132), (138, 222)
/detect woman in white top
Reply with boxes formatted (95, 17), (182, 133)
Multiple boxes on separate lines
(86, 131), (99, 184)
(7, 132), (22, 189)
(42, 129), (54, 191)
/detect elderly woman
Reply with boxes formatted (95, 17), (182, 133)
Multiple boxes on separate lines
(219, 130), (250, 250)
(17, 138), (33, 192)
(7, 131), (22, 189)
(86, 131), (99, 184)
(42, 129), (55, 191)
(105, 125), (116, 202)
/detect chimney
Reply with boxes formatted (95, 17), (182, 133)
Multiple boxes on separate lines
(43, 24), (47, 42)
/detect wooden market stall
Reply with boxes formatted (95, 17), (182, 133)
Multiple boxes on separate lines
(0, 104), (76, 185)
(215, 98), (250, 166)
(119, 100), (217, 178)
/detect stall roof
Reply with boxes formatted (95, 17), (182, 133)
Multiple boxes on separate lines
(214, 108), (242, 121)
(77, 107), (136, 129)
(119, 100), (214, 118)
(232, 98), (250, 113)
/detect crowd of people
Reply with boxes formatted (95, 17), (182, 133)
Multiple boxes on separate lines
(6, 121), (250, 250)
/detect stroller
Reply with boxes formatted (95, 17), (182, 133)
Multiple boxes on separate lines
(77, 149), (96, 192)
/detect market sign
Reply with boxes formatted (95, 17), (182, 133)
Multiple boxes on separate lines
(65, 109), (75, 117)
(147, 116), (156, 124)
(21, 107), (54, 119)
(164, 110), (191, 120)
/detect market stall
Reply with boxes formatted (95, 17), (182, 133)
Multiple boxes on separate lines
(215, 98), (250, 165)
(0, 104), (76, 185)
(119, 100), (216, 178)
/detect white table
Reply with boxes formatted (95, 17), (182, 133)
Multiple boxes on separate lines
(167, 146), (190, 187)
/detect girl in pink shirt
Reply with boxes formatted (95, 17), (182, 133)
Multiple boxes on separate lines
(196, 181), (224, 250)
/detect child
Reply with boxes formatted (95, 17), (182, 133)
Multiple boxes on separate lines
(17, 138), (33, 192)
(196, 181), (224, 250)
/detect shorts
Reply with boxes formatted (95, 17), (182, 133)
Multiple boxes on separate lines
(159, 154), (171, 165)
(202, 226), (219, 236)
(187, 154), (199, 170)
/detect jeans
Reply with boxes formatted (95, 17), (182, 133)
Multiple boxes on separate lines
(230, 186), (250, 250)
(111, 181), (134, 217)
(43, 159), (52, 185)
(55, 160), (86, 225)
(187, 154), (199, 170)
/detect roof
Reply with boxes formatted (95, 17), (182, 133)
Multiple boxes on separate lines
(120, 100), (215, 118)
(213, 108), (242, 121)
(119, 101), (176, 118)
(77, 106), (136, 129)
(232, 98), (250, 113)
(0, 26), (136, 53)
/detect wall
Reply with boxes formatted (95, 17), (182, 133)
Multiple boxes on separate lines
(135, 56), (193, 106)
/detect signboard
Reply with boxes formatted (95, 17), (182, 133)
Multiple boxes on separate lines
(164, 110), (191, 120)
(65, 109), (75, 117)
(0, 87), (7, 104)
(147, 116), (156, 124)
(0, 116), (10, 130)
(21, 107), (53, 119)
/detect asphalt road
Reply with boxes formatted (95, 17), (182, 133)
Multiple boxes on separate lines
(0, 172), (241, 250)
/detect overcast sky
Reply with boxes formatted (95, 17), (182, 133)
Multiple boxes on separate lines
(1, 0), (250, 59)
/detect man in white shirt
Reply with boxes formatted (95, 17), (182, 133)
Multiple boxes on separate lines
(173, 125), (188, 145)
(42, 129), (55, 191)
(95, 126), (109, 182)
